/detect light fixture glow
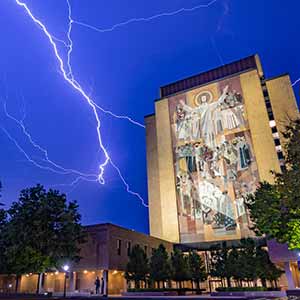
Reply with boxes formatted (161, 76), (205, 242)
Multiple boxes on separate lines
(63, 265), (70, 272)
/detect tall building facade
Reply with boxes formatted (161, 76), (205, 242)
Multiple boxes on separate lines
(145, 55), (299, 244)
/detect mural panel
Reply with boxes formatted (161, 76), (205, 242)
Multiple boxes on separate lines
(168, 76), (259, 243)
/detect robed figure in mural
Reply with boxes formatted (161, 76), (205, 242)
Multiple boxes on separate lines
(179, 85), (229, 149)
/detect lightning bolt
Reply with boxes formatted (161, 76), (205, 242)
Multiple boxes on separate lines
(10, 0), (220, 207)
(12, 0), (147, 206)
(2, 100), (98, 180)
(210, 36), (224, 66)
(73, 0), (218, 33)
(65, 0), (145, 128)
(1, 126), (95, 178)
(292, 78), (300, 87)
(93, 102), (145, 128)
(66, 0), (74, 80)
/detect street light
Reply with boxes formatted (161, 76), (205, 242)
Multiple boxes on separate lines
(63, 265), (69, 272)
(63, 265), (69, 298)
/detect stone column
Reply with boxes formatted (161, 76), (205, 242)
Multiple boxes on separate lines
(284, 261), (295, 289)
(69, 271), (76, 294)
(37, 273), (44, 294)
(103, 270), (108, 296)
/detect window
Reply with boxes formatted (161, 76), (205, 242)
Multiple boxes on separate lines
(265, 100), (272, 109)
(277, 151), (284, 160)
(263, 89), (269, 97)
(271, 126), (278, 133)
(272, 132), (279, 139)
(275, 145), (282, 152)
(117, 239), (122, 256)
(274, 138), (281, 146)
(268, 111), (274, 120)
(126, 241), (131, 256)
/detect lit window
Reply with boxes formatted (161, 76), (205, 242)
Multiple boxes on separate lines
(272, 132), (279, 139)
(269, 120), (276, 127)
(275, 145), (282, 152)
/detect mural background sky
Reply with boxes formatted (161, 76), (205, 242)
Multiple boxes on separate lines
(0, 0), (299, 233)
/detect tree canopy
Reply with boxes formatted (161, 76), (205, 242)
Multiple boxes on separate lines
(188, 251), (207, 291)
(210, 246), (233, 287)
(171, 249), (190, 288)
(0, 181), (4, 206)
(210, 239), (282, 287)
(246, 119), (300, 250)
(0, 181), (8, 273)
(1, 184), (85, 276)
(125, 244), (149, 288)
(149, 244), (171, 288)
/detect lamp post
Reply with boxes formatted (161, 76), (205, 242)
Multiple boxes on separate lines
(63, 265), (69, 298)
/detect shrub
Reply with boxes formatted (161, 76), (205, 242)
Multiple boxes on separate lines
(216, 287), (269, 292)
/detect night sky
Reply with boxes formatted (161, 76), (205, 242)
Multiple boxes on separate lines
(0, 0), (299, 234)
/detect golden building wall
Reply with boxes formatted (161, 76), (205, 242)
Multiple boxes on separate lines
(147, 56), (299, 244)
(266, 74), (299, 148)
(145, 115), (163, 239)
(239, 70), (281, 181)
(154, 99), (180, 243)
(147, 65), (295, 243)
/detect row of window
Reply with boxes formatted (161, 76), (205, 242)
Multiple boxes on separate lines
(116, 239), (154, 257)
(260, 78), (285, 171)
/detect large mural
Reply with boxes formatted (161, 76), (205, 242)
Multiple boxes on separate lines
(168, 76), (259, 243)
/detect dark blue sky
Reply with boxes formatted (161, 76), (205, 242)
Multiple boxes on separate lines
(0, 0), (299, 234)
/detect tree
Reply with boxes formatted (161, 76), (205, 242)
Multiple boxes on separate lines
(0, 181), (3, 205)
(256, 247), (283, 288)
(227, 247), (247, 286)
(235, 239), (260, 285)
(0, 181), (9, 274)
(210, 247), (233, 287)
(188, 251), (207, 293)
(0, 191), (8, 274)
(246, 119), (300, 250)
(285, 218), (300, 250)
(210, 239), (281, 288)
(149, 244), (171, 288)
(171, 249), (190, 289)
(4, 184), (85, 292)
(125, 244), (149, 288)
